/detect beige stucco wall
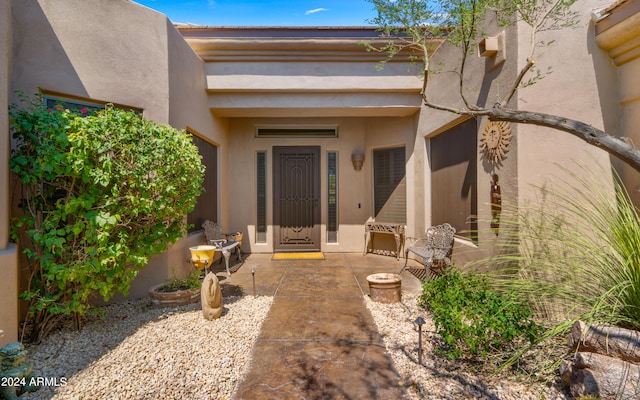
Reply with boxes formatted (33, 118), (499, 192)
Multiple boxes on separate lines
(0, 0), (10, 249)
(515, 0), (616, 205)
(10, 0), (226, 300)
(5, 0), (625, 321)
(0, 0), (9, 251)
(165, 24), (232, 231)
(0, 0), (19, 346)
(204, 60), (424, 118)
(11, 0), (169, 122)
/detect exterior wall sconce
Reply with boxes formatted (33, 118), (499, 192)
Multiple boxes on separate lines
(478, 32), (506, 71)
(479, 36), (499, 57)
(351, 152), (365, 171)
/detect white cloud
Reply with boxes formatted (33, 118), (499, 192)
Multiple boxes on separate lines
(305, 8), (329, 15)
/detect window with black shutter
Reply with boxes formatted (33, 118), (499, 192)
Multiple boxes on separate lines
(187, 134), (217, 232)
(373, 146), (406, 223)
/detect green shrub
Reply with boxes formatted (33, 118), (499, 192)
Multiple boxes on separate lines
(10, 93), (204, 341)
(419, 271), (543, 361)
(159, 271), (203, 292)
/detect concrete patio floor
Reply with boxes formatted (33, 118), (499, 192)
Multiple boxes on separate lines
(209, 252), (423, 400)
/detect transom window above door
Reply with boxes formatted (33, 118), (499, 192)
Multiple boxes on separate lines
(255, 126), (338, 138)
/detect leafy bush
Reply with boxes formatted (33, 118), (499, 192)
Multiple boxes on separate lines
(419, 271), (543, 361)
(159, 271), (203, 292)
(10, 93), (204, 341)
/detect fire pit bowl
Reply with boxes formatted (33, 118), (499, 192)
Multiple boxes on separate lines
(366, 273), (402, 303)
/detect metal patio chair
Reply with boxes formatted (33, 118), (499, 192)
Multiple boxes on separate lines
(400, 223), (456, 279)
(201, 220), (243, 276)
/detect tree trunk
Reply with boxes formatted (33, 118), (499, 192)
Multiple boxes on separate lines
(567, 320), (640, 364)
(487, 107), (640, 173)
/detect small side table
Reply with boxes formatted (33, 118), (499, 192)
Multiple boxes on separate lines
(363, 222), (405, 260)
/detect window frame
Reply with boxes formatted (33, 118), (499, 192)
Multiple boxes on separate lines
(327, 151), (338, 243)
(187, 133), (218, 233)
(256, 151), (268, 243)
(372, 145), (407, 224)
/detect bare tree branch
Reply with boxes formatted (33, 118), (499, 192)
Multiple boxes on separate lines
(504, 58), (535, 105)
(487, 108), (640, 172)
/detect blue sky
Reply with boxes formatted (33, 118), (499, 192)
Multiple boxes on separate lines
(133, 0), (378, 26)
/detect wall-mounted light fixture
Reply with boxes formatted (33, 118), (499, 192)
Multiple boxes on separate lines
(479, 36), (499, 57)
(351, 152), (365, 171)
(478, 32), (506, 71)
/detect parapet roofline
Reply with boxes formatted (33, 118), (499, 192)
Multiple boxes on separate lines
(176, 26), (386, 39)
(178, 25), (444, 61)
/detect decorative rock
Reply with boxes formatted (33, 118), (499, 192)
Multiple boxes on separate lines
(566, 352), (640, 399)
(567, 320), (640, 364)
(201, 272), (223, 320)
(559, 359), (573, 385)
(564, 321), (640, 399)
(367, 273), (402, 303)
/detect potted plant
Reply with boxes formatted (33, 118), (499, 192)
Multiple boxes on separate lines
(148, 270), (202, 307)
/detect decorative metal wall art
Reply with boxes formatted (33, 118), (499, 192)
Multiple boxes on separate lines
(480, 121), (512, 164)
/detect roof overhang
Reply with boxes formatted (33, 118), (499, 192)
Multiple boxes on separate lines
(179, 27), (438, 118)
(595, 0), (640, 65)
(179, 26), (426, 62)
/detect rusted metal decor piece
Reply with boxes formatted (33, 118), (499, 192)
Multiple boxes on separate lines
(363, 221), (405, 260)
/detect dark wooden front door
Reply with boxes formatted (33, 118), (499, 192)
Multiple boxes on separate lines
(273, 146), (321, 251)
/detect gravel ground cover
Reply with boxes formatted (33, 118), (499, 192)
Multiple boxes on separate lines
(364, 292), (572, 400)
(21, 295), (272, 400)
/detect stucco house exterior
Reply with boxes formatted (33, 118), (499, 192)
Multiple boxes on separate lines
(0, 0), (638, 346)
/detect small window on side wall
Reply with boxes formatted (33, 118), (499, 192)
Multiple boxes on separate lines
(44, 95), (141, 115)
(187, 134), (218, 233)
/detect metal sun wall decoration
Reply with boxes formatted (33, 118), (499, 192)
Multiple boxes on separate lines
(480, 121), (512, 164)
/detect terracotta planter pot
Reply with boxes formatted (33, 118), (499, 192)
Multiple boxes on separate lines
(367, 273), (402, 304)
(148, 283), (201, 307)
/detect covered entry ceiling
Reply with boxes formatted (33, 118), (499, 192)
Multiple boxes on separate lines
(179, 27), (429, 118)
